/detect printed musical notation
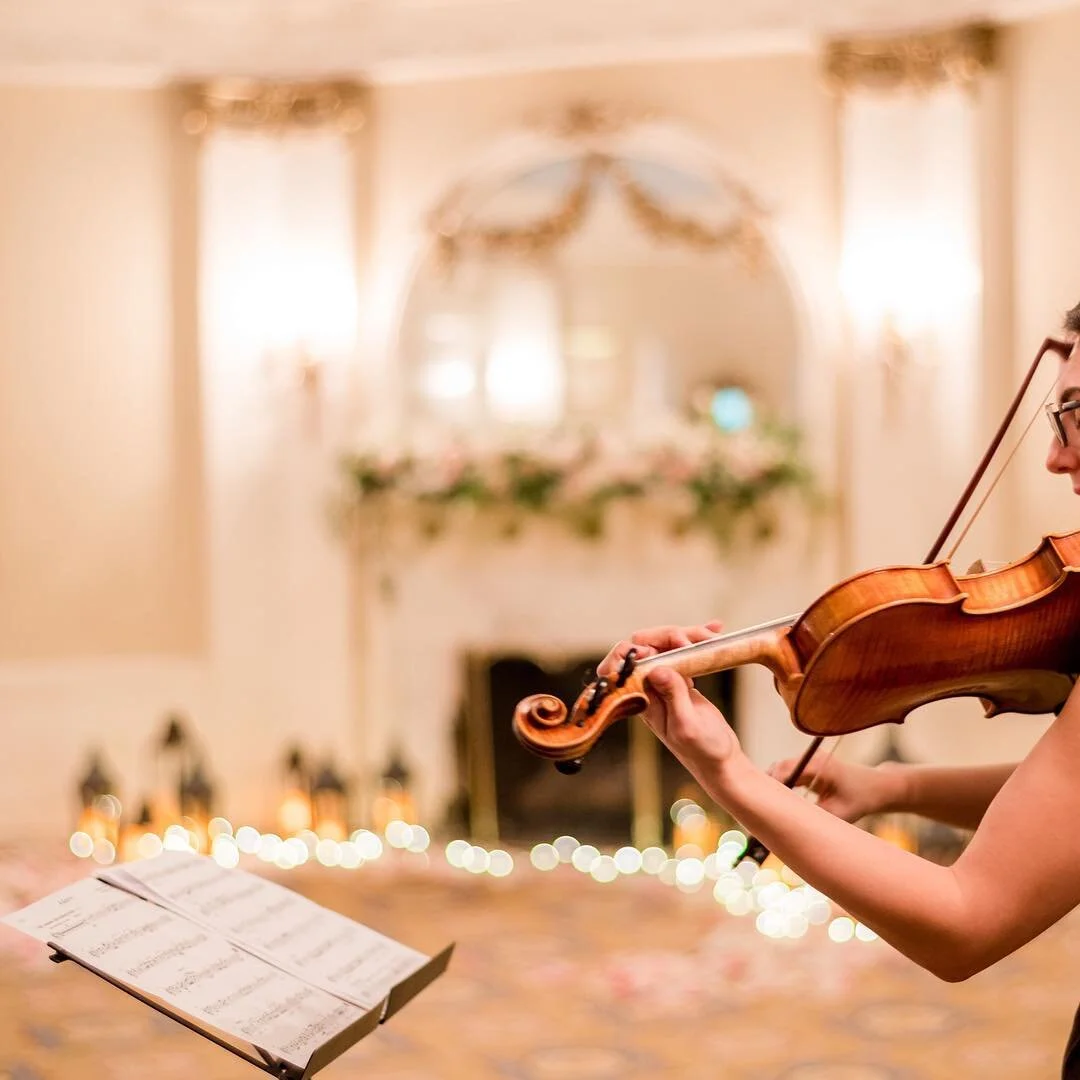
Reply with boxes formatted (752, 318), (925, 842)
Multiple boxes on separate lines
(101, 853), (429, 1010)
(0, 852), (443, 1071)
(2, 876), (362, 1067)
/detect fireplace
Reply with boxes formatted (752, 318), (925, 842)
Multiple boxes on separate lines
(349, 519), (812, 843)
(453, 650), (736, 847)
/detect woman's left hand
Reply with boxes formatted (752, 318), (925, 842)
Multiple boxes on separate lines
(596, 620), (724, 734)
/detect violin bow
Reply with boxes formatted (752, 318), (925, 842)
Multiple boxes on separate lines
(741, 335), (1071, 866)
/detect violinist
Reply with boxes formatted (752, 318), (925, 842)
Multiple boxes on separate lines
(593, 308), (1080, 1077)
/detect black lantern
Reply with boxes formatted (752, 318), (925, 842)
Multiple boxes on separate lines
(278, 745), (312, 836)
(180, 760), (214, 818)
(76, 752), (120, 846)
(120, 799), (155, 862)
(155, 712), (194, 827)
(373, 750), (415, 834)
(311, 761), (348, 841)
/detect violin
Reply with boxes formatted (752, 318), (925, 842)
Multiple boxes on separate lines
(513, 528), (1080, 765)
(512, 335), (1080, 844)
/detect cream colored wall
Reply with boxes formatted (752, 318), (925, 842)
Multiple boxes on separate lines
(1010, 7), (1080, 541)
(839, 20), (1080, 772)
(0, 86), (209, 837)
(0, 87), (204, 660)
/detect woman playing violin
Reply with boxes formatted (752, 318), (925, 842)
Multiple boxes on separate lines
(594, 309), (1080, 1077)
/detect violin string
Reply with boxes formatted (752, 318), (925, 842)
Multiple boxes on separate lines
(944, 380), (1055, 562)
(648, 614), (798, 660)
(782, 369), (1055, 845)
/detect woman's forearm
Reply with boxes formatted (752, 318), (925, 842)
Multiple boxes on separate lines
(707, 754), (975, 980)
(880, 762), (1017, 830)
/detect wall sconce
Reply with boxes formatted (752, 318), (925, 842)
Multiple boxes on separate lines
(839, 221), (980, 373)
(837, 83), (982, 384)
(262, 249), (359, 400)
(202, 128), (359, 424)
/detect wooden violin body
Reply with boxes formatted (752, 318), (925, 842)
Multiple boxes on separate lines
(513, 530), (1080, 764)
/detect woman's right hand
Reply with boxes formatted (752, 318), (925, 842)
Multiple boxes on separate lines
(766, 755), (907, 823)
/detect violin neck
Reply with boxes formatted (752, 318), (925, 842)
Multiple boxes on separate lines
(635, 615), (799, 682)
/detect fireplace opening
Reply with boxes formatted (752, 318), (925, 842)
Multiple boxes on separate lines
(451, 651), (737, 847)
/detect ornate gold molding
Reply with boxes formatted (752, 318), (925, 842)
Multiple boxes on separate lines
(181, 78), (368, 135)
(430, 153), (767, 272)
(527, 100), (658, 140)
(824, 22), (997, 93)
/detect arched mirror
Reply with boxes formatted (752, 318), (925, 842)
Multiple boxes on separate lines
(396, 111), (801, 441)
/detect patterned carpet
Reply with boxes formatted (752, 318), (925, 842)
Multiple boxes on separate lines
(1, 843), (1077, 1079)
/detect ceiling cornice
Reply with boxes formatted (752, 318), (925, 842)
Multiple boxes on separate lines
(0, 0), (1076, 86)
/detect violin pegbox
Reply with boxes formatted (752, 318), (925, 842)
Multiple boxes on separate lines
(512, 671), (650, 767)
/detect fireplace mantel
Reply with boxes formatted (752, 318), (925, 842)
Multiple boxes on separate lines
(349, 516), (823, 831)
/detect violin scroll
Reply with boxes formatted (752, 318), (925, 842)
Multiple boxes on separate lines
(515, 694), (566, 729)
(512, 679), (650, 764)
(514, 620), (797, 766)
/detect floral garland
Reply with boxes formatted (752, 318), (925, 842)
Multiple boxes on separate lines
(342, 421), (818, 547)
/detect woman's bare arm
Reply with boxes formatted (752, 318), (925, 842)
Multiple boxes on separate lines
(767, 755), (1018, 830)
(878, 761), (1018, 830)
(646, 669), (1080, 983)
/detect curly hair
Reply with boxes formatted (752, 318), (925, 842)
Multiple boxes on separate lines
(1064, 301), (1080, 335)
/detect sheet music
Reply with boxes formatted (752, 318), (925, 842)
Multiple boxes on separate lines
(100, 852), (429, 1010)
(2, 876), (141, 944)
(2, 877), (363, 1068)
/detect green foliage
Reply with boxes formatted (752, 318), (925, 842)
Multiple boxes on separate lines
(342, 422), (819, 547)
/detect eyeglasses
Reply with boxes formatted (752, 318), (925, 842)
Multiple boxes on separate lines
(1037, 336), (1080, 447)
(1046, 399), (1080, 447)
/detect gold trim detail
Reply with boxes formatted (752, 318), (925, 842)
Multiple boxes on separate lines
(430, 153), (767, 271)
(528, 100), (658, 140)
(824, 22), (997, 93)
(181, 79), (368, 135)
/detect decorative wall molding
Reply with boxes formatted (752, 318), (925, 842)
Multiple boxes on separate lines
(824, 22), (998, 93)
(526, 100), (659, 141)
(180, 79), (369, 135)
(427, 100), (771, 270)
